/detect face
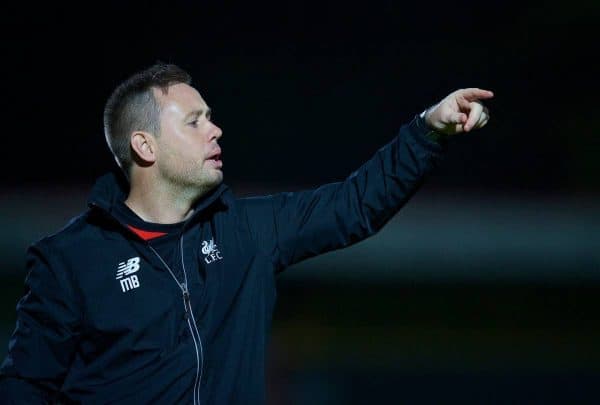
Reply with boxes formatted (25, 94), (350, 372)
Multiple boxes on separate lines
(153, 83), (223, 192)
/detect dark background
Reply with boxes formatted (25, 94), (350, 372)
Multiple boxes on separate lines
(1, 1), (598, 404)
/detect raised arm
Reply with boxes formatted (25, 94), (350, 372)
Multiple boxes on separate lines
(240, 88), (493, 272)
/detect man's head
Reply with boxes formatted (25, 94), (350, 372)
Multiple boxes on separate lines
(103, 62), (223, 192)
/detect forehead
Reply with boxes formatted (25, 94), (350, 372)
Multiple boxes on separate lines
(154, 83), (207, 117)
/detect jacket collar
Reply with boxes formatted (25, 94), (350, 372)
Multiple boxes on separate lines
(87, 169), (230, 220)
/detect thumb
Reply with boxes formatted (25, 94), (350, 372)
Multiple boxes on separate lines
(448, 112), (467, 124)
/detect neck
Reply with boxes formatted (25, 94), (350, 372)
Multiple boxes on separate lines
(125, 174), (212, 224)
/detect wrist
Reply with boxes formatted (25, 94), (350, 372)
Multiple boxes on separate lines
(418, 109), (444, 143)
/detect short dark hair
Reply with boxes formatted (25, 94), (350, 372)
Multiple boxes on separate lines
(103, 62), (192, 175)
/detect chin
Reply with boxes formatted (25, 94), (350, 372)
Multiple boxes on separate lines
(208, 172), (223, 187)
(214, 170), (223, 182)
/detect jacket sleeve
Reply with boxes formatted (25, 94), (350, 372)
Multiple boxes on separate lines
(0, 242), (83, 403)
(240, 114), (446, 272)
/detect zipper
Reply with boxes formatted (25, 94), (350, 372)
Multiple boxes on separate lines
(89, 202), (206, 404)
(147, 235), (204, 405)
(180, 235), (205, 405)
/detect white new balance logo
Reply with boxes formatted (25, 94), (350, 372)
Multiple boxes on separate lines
(116, 257), (141, 292)
(201, 239), (223, 264)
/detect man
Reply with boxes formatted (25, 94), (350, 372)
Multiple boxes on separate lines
(0, 62), (492, 404)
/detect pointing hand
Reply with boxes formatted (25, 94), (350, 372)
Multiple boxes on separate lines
(424, 88), (494, 135)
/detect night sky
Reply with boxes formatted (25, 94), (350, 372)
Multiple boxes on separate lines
(1, 3), (598, 402)
(0, 1), (596, 195)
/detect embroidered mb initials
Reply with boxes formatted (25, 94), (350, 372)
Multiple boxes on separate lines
(116, 257), (141, 292)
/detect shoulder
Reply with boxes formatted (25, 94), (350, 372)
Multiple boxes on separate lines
(31, 209), (98, 256)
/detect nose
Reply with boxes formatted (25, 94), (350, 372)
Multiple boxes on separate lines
(211, 122), (223, 141)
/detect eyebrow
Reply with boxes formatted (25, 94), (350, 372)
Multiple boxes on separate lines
(184, 108), (211, 121)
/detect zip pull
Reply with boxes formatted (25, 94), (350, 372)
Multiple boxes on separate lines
(183, 287), (191, 320)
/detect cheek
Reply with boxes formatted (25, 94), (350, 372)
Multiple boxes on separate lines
(162, 132), (202, 157)
(158, 127), (209, 163)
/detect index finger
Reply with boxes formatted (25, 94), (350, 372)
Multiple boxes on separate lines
(458, 88), (494, 101)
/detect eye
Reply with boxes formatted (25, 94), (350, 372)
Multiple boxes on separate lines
(189, 120), (199, 127)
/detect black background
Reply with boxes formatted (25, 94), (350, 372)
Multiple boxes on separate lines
(0, 1), (596, 193)
(1, 1), (599, 404)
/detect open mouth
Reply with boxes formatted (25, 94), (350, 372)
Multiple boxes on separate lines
(207, 152), (223, 168)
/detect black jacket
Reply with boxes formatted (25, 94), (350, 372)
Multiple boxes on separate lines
(0, 115), (444, 404)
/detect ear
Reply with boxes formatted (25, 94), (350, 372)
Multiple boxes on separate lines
(130, 131), (156, 164)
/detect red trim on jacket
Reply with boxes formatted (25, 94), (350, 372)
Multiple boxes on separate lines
(127, 225), (168, 241)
